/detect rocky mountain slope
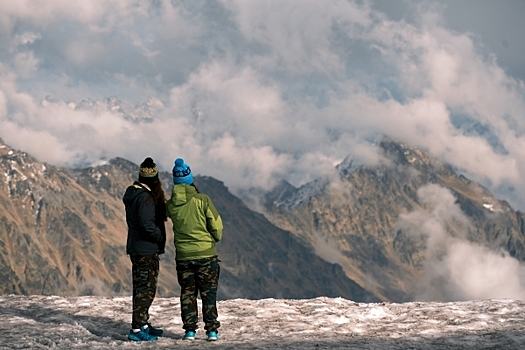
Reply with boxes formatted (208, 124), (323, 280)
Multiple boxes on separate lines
(5, 135), (524, 303)
(264, 138), (525, 302)
(0, 143), (154, 296)
(0, 139), (376, 301)
(195, 176), (377, 301)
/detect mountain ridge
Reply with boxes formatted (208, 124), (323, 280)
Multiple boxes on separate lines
(4, 136), (525, 302)
(0, 139), (376, 301)
(263, 138), (525, 302)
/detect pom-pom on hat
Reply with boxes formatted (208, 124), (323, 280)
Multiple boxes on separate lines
(139, 157), (159, 184)
(172, 158), (193, 184)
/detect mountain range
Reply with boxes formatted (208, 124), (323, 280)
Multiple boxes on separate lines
(0, 138), (375, 301)
(2, 136), (525, 302)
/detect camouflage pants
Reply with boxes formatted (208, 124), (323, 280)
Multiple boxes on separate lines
(130, 254), (159, 329)
(176, 256), (220, 332)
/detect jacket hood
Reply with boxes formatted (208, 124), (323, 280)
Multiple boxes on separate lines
(170, 183), (197, 206)
(123, 182), (149, 205)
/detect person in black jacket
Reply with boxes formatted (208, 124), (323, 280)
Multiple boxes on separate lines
(123, 157), (167, 342)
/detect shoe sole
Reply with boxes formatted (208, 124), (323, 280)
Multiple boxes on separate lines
(183, 333), (195, 341)
(207, 333), (218, 341)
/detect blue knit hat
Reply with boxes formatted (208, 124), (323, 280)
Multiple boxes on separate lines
(172, 158), (193, 184)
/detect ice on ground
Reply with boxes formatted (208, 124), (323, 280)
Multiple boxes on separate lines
(1, 295), (525, 349)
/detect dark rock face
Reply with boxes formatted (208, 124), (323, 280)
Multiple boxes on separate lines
(0, 141), (376, 301)
(264, 138), (525, 302)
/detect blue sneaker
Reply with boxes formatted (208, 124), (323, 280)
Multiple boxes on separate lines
(183, 330), (196, 340)
(207, 331), (218, 341)
(146, 324), (163, 337)
(128, 326), (158, 342)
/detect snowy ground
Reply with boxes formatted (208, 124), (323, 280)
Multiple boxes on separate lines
(1, 295), (525, 349)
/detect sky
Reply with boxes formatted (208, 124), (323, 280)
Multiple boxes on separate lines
(1, 294), (525, 349)
(1, 0), (525, 207)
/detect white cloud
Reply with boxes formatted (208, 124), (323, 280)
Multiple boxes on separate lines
(446, 241), (525, 300)
(397, 184), (525, 301)
(0, 0), (525, 209)
(221, 0), (371, 75)
(11, 31), (41, 48)
(0, 0), (128, 30)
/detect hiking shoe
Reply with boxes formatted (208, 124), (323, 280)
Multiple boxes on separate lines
(128, 326), (158, 342)
(183, 330), (196, 340)
(146, 324), (163, 337)
(207, 331), (218, 341)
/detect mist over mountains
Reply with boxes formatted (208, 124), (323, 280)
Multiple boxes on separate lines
(265, 138), (525, 302)
(2, 136), (525, 302)
(41, 95), (165, 124)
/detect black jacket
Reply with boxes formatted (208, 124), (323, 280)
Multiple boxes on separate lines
(123, 181), (166, 256)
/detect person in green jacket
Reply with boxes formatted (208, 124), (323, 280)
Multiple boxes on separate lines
(166, 158), (223, 342)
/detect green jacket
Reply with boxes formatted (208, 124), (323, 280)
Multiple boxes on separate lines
(166, 184), (223, 261)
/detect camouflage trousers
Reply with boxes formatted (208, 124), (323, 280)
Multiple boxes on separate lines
(130, 254), (159, 329)
(176, 256), (220, 332)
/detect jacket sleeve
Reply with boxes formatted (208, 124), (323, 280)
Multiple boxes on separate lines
(155, 205), (168, 254)
(204, 196), (223, 242)
(137, 193), (163, 244)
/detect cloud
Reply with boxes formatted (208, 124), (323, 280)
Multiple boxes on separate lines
(397, 184), (525, 301)
(1, 0), (525, 209)
(221, 0), (372, 75)
(446, 241), (525, 300)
